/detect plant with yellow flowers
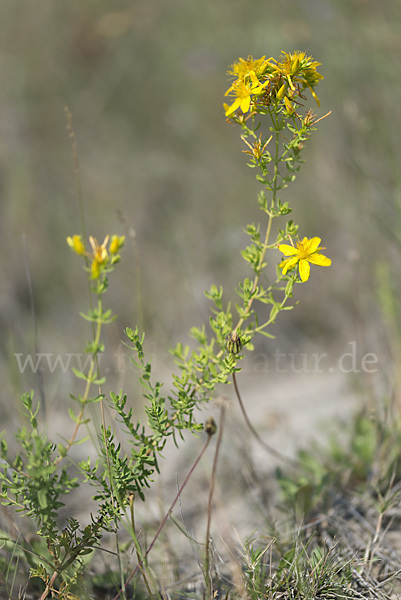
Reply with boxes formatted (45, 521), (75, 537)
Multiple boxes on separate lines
(174, 51), (331, 394)
(0, 51), (331, 599)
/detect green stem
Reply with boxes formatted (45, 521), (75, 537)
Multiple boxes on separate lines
(235, 213), (273, 333)
(55, 294), (104, 465)
(232, 114), (281, 333)
(188, 115), (284, 386)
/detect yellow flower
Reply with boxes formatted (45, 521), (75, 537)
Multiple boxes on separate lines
(66, 234), (86, 256)
(109, 235), (125, 255)
(271, 51), (323, 105)
(89, 235), (109, 264)
(227, 55), (271, 81)
(279, 236), (331, 282)
(89, 235), (110, 279)
(225, 71), (267, 116)
(67, 233), (124, 280)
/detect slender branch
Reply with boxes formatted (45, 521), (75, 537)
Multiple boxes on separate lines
(112, 432), (213, 600)
(129, 494), (155, 600)
(65, 107), (86, 247)
(204, 407), (226, 595)
(22, 234), (47, 418)
(40, 570), (58, 600)
(206, 121), (281, 365)
(54, 300), (104, 465)
(235, 211), (274, 333)
(232, 371), (299, 467)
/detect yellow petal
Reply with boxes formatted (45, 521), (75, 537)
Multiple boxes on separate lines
(306, 237), (321, 254)
(225, 98), (241, 116)
(240, 95), (251, 113)
(299, 259), (310, 282)
(278, 244), (298, 256)
(286, 74), (296, 91)
(308, 85), (320, 106)
(282, 256), (299, 274)
(89, 236), (97, 254)
(308, 253), (331, 267)
(249, 70), (259, 86)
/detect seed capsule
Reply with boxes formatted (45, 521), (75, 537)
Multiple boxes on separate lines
(226, 331), (242, 354)
(205, 417), (217, 436)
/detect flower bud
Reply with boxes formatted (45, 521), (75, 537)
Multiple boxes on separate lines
(276, 83), (286, 100)
(109, 235), (125, 255)
(291, 57), (300, 74)
(67, 235), (86, 256)
(284, 97), (294, 115)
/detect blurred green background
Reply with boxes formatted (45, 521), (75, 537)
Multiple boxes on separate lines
(1, 0), (401, 421)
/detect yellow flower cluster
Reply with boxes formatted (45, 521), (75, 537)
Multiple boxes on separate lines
(224, 51), (323, 118)
(67, 234), (125, 279)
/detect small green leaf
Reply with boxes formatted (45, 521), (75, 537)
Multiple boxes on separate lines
(37, 488), (48, 510)
(72, 367), (88, 381)
(68, 408), (79, 422)
(269, 305), (279, 322)
(58, 444), (67, 458)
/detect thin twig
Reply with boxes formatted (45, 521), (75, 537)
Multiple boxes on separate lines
(129, 494), (156, 600)
(40, 570), (58, 600)
(232, 371), (299, 467)
(204, 407), (226, 595)
(22, 234), (46, 418)
(65, 106), (86, 243)
(112, 431), (213, 600)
